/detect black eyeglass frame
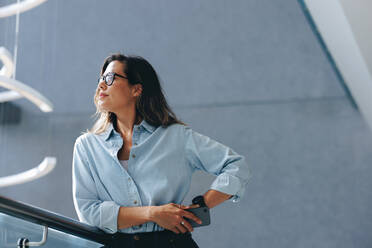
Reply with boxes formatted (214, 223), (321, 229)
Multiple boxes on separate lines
(98, 72), (128, 86)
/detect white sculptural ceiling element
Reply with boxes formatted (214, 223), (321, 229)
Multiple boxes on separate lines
(0, 47), (54, 112)
(0, 0), (56, 188)
(0, 0), (48, 18)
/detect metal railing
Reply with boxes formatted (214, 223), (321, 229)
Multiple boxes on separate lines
(0, 195), (114, 247)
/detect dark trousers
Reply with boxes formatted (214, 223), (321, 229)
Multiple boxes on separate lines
(107, 230), (199, 248)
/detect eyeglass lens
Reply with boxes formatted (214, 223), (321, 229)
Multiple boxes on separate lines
(98, 73), (115, 86)
(105, 73), (114, 85)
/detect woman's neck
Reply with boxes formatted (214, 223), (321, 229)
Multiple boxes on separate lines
(115, 114), (142, 138)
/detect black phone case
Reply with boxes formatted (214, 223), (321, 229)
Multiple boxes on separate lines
(184, 206), (211, 227)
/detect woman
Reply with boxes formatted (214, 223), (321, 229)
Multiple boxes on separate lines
(72, 53), (250, 248)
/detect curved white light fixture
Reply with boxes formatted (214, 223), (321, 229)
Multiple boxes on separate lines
(0, 75), (53, 112)
(0, 0), (48, 18)
(0, 157), (56, 187)
(0, 47), (53, 112)
(0, 47), (13, 77)
(0, 0), (56, 189)
(0, 90), (23, 102)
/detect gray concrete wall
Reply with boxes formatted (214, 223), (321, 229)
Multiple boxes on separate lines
(1, 0), (372, 247)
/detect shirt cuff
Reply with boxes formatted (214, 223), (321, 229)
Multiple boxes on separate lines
(210, 173), (245, 203)
(100, 201), (121, 234)
(228, 185), (246, 203)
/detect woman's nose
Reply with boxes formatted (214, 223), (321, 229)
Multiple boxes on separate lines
(98, 80), (107, 90)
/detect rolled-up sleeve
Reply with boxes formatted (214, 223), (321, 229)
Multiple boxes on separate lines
(72, 138), (120, 233)
(184, 126), (251, 203)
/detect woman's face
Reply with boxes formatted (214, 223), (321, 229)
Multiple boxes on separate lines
(96, 60), (139, 113)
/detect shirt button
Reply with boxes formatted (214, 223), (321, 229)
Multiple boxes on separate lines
(137, 127), (141, 131)
(133, 235), (140, 241)
(132, 154), (136, 158)
(134, 200), (137, 204)
(134, 142), (138, 146)
(128, 178), (131, 181)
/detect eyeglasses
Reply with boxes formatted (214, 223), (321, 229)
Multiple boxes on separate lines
(98, 72), (128, 86)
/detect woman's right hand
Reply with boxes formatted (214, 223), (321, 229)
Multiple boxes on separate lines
(149, 203), (202, 234)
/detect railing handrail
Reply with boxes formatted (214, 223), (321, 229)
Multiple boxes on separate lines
(0, 195), (113, 245)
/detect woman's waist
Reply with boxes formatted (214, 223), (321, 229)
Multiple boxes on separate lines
(117, 221), (164, 234)
(112, 229), (192, 242)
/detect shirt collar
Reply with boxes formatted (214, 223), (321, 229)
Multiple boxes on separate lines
(102, 119), (156, 141)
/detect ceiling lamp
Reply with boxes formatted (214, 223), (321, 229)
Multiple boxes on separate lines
(0, 47), (53, 112)
(0, 157), (56, 187)
(0, 0), (48, 18)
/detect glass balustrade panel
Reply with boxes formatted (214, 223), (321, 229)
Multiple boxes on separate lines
(0, 213), (104, 248)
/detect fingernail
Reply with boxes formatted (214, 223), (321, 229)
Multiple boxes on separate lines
(198, 220), (202, 224)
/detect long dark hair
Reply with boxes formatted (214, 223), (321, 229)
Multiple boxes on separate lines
(89, 53), (185, 134)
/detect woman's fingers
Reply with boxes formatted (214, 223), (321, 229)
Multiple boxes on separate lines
(170, 227), (180, 234)
(179, 219), (193, 232)
(177, 204), (200, 209)
(192, 204), (200, 208)
(176, 222), (188, 233)
(181, 210), (202, 224)
(158, 203), (199, 234)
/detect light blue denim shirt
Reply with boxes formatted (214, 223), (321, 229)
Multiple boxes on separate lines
(72, 120), (250, 234)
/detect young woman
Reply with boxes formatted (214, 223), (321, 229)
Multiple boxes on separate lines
(72, 53), (250, 248)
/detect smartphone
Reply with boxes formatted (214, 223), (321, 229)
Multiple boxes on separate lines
(184, 206), (211, 227)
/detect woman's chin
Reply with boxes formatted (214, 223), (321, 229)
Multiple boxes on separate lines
(97, 102), (110, 112)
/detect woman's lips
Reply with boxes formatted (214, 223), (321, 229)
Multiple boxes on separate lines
(99, 94), (108, 98)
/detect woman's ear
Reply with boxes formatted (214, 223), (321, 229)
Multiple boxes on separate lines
(133, 84), (143, 97)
